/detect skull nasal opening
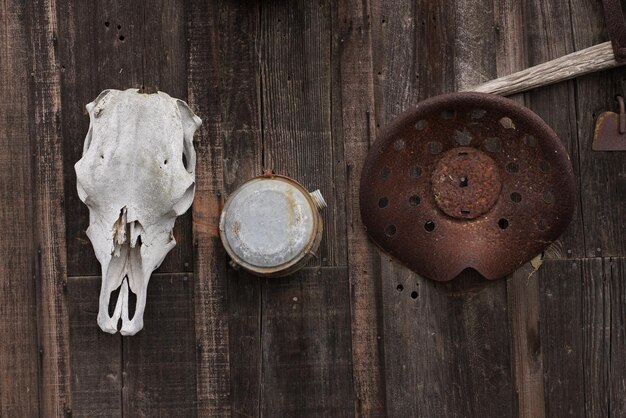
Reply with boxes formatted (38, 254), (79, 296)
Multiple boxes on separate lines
(107, 276), (138, 323)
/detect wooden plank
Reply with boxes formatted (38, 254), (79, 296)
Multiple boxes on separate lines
(58, 0), (192, 277)
(569, 0), (626, 257)
(556, 256), (626, 418)
(521, 0), (584, 259)
(493, 3), (546, 417)
(506, 265), (545, 418)
(141, 0), (187, 95)
(260, 267), (355, 417)
(258, 3), (355, 416)
(444, 272), (515, 417)
(575, 77), (626, 259)
(123, 274), (198, 417)
(187, 1), (231, 415)
(379, 258), (459, 417)
(68, 277), (122, 418)
(454, 0), (496, 89)
(369, 3), (427, 415)
(26, 0), (72, 416)
(502, 2), (584, 415)
(610, 257), (626, 417)
(581, 258), (609, 417)
(577, 257), (626, 417)
(381, 261), (516, 417)
(334, 0), (387, 416)
(371, 0), (516, 416)
(260, 0), (347, 267)
(368, 0), (440, 406)
(0, 1), (41, 415)
(69, 274), (198, 417)
(217, 1), (263, 416)
(226, 268), (261, 418)
(370, 0), (429, 119)
(538, 259), (585, 417)
(542, 257), (626, 418)
(219, 0), (263, 190)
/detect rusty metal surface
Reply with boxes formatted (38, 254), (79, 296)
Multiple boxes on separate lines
(431, 147), (502, 219)
(360, 92), (576, 281)
(593, 95), (626, 150)
(602, 0), (626, 62)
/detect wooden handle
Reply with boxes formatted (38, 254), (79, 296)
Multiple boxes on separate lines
(463, 42), (623, 96)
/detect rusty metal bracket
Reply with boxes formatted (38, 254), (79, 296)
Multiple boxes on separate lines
(359, 93), (576, 282)
(602, 0), (626, 62)
(593, 95), (626, 150)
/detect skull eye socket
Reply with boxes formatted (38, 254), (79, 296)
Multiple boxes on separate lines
(182, 138), (195, 173)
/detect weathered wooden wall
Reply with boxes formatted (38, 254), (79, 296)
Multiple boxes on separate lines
(0, 0), (624, 416)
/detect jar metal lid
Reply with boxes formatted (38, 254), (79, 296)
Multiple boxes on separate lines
(219, 173), (326, 277)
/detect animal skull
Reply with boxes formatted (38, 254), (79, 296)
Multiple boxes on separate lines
(75, 89), (201, 336)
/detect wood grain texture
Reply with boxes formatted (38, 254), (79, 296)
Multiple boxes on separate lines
(123, 274), (197, 417)
(258, 3), (355, 416)
(69, 274), (197, 417)
(0, 1), (41, 416)
(335, 0), (387, 416)
(379, 262), (455, 417)
(581, 258), (609, 418)
(187, 0), (231, 415)
(381, 261), (516, 418)
(260, 0), (347, 267)
(610, 257), (626, 417)
(59, 0), (193, 277)
(506, 265), (545, 418)
(521, 0), (584, 260)
(575, 66), (626, 258)
(539, 257), (626, 418)
(493, 3), (546, 417)
(502, 2), (583, 414)
(370, 2), (443, 415)
(372, 1), (516, 416)
(217, 1), (263, 416)
(371, 1), (445, 416)
(26, 0), (72, 415)
(68, 277), (122, 418)
(141, 0), (187, 96)
(538, 259), (585, 417)
(454, 0), (496, 90)
(227, 268), (261, 418)
(569, 0), (626, 258)
(260, 267), (355, 417)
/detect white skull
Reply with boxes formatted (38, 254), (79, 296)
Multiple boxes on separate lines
(75, 89), (201, 336)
